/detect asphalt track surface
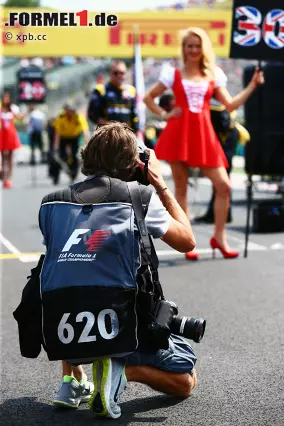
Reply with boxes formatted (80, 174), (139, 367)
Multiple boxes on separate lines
(1, 162), (284, 426)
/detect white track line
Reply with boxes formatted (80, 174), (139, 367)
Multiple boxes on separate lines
(157, 244), (284, 257)
(0, 232), (22, 256)
(270, 243), (284, 250)
(0, 232), (283, 264)
(0, 232), (36, 262)
(221, 234), (267, 251)
(20, 254), (42, 263)
(195, 227), (268, 251)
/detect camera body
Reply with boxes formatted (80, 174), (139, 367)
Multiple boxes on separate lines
(133, 141), (150, 185)
(148, 299), (206, 349)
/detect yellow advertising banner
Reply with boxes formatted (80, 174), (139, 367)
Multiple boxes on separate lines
(1, 8), (233, 58)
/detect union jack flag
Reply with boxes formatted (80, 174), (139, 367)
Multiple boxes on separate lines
(263, 9), (284, 49)
(234, 6), (262, 47)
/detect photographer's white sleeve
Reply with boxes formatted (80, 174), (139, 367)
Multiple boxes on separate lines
(145, 192), (171, 239)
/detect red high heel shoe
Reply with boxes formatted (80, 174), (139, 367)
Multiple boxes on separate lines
(185, 251), (199, 261)
(210, 237), (239, 259)
(3, 180), (13, 189)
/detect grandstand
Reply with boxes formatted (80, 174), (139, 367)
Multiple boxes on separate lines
(155, 0), (232, 9)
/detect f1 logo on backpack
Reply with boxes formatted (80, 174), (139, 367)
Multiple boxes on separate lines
(61, 229), (112, 252)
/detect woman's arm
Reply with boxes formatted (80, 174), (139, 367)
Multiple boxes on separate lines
(14, 112), (24, 121)
(215, 67), (264, 112)
(143, 82), (182, 120)
(143, 82), (169, 118)
(11, 104), (24, 121)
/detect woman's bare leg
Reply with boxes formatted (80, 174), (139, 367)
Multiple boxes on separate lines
(170, 161), (190, 217)
(201, 167), (231, 250)
(7, 151), (13, 181)
(170, 161), (198, 255)
(1, 152), (6, 182)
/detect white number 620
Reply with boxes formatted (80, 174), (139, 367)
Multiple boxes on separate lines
(57, 309), (119, 344)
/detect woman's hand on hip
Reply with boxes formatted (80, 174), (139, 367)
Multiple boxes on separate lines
(165, 106), (182, 120)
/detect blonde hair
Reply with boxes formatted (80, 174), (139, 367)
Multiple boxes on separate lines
(180, 27), (215, 78)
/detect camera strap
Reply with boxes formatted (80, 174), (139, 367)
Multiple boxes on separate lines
(127, 182), (164, 300)
(127, 181), (152, 257)
(143, 151), (150, 184)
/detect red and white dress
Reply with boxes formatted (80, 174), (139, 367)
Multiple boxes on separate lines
(0, 105), (22, 152)
(155, 64), (229, 169)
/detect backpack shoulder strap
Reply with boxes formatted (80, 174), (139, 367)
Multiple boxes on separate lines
(127, 181), (151, 257)
(41, 187), (75, 205)
(139, 183), (153, 216)
(127, 182), (164, 299)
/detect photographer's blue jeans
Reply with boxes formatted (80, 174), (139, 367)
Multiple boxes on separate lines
(120, 334), (197, 376)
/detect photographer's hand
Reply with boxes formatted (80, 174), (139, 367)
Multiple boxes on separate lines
(137, 149), (165, 189)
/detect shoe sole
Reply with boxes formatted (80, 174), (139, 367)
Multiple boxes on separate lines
(89, 359), (121, 419)
(80, 394), (92, 403)
(53, 383), (93, 408)
(53, 400), (79, 409)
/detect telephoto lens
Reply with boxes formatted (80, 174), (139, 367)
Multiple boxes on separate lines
(170, 316), (206, 343)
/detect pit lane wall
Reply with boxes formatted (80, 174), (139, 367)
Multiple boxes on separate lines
(2, 8), (232, 58)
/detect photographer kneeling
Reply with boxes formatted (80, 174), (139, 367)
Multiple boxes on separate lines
(40, 122), (198, 419)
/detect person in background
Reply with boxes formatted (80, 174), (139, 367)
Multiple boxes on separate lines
(0, 92), (23, 189)
(143, 27), (264, 260)
(46, 117), (60, 184)
(158, 92), (176, 114)
(53, 104), (89, 183)
(47, 117), (56, 153)
(87, 60), (139, 134)
(26, 104), (47, 165)
(19, 58), (30, 68)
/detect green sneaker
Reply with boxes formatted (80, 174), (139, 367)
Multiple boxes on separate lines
(53, 374), (94, 408)
(88, 358), (127, 419)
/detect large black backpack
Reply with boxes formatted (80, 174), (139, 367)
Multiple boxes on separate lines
(13, 177), (163, 361)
